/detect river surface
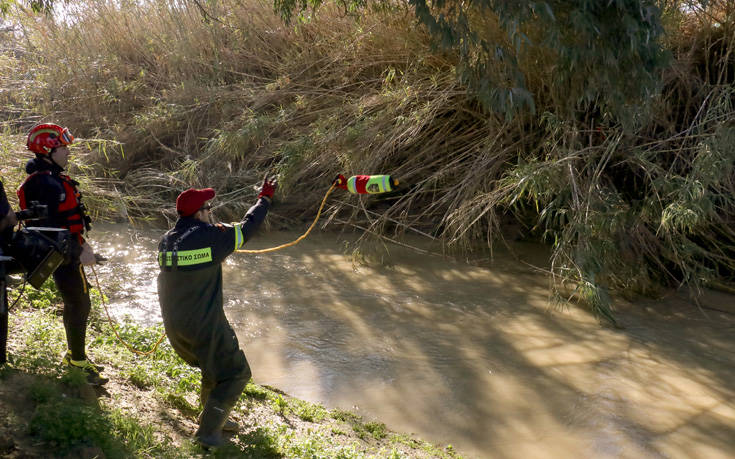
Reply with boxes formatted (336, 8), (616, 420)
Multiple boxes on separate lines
(90, 223), (735, 459)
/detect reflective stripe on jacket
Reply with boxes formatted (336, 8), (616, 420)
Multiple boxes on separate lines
(157, 222), (245, 270)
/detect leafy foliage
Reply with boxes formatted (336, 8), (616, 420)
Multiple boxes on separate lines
(275, 0), (671, 119)
(0, 0), (51, 15)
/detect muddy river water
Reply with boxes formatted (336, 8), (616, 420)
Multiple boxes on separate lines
(90, 223), (735, 458)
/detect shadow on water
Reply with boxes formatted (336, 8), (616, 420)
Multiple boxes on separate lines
(91, 224), (735, 459)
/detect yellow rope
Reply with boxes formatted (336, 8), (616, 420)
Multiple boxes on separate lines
(237, 183), (337, 254)
(90, 266), (167, 356)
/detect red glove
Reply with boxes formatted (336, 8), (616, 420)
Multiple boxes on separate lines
(334, 174), (348, 190)
(258, 176), (278, 200)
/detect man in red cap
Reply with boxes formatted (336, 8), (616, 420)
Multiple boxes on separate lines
(157, 176), (276, 449)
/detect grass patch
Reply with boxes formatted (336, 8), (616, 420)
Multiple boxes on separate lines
(354, 421), (388, 441)
(290, 399), (329, 423)
(332, 408), (363, 424)
(270, 393), (289, 415)
(331, 409), (387, 440)
(243, 381), (270, 400)
(28, 377), (127, 457)
(123, 365), (155, 389)
(391, 433), (462, 458)
(30, 400), (118, 452)
(160, 390), (199, 417)
(107, 408), (178, 458)
(233, 427), (282, 458)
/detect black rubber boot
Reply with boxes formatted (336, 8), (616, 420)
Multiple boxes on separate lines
(194, 398), (232, 449)
(198, 377), (240, 432)
(197, 412), (240, 433)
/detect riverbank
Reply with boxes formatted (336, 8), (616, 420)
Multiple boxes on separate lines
(1, 279), (463, 458)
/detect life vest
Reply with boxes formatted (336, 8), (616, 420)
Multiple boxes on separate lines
(17, 171), (89, 242)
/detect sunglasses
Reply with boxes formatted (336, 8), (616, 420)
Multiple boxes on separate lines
(200, 204), (212, 211)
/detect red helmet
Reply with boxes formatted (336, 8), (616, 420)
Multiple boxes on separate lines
(26, 123), (74, 155)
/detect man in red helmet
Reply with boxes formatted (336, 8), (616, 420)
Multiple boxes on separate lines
(157, 177), (276, 448)
(17, 123), (107, 385)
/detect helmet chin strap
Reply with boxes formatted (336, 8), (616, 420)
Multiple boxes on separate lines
(42, 149), (64, 170)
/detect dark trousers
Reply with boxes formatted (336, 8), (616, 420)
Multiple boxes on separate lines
(1, 272), (7, 365)
(53, 260), (91, 361)
(162, 307), (251, 410)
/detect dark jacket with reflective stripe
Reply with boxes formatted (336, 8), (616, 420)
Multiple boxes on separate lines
(157, 198), (270, 335)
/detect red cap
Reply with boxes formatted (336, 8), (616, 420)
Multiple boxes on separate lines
(176, 188), (215, 217)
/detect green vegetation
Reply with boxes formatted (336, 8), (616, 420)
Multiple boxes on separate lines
(0, 1), (733, 323)
(275, 0), (671, 118)
(1, 279), (462, 457)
